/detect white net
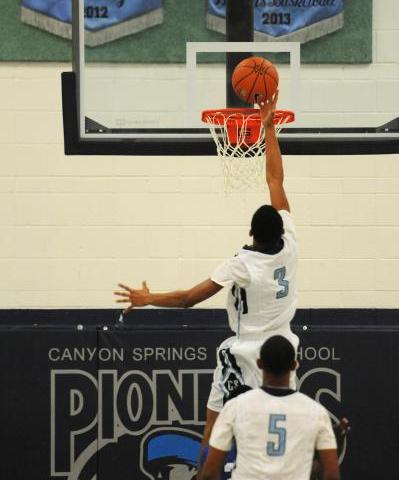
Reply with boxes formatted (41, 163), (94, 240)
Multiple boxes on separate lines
(203, 110), (292, 193)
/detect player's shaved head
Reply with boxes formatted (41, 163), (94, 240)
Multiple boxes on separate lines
(250, 205), (283, 244)
(260, 335), (296, 375)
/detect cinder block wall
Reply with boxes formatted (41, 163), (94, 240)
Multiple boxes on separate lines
(0, 1), (398, 309)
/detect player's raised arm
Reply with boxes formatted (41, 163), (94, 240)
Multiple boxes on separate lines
(114, 279), (223, 313)
(259, 92), (290, 212)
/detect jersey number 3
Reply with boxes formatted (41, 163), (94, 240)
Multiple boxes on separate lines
(274, 267), (289, 299)
(267, 414), (287, 456)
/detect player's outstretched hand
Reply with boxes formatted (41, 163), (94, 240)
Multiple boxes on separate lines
(114, 281), (150, 313)
(257, 90), (279, 128)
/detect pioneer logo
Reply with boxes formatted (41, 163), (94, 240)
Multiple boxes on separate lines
(50, 369), (213, 477)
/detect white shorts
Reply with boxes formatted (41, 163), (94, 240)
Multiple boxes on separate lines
(207, 328), (299, 412)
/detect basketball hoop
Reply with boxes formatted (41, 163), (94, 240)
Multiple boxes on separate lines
(202, 108), (295, 192)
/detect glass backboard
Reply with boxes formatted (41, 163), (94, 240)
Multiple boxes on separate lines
(63, 0), (399, 155)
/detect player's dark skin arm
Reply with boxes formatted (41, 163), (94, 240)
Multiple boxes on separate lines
(258, 92), (290, 212)
(114, 280), (224, 477)
(317, 449), (340, 480)
(114, 279), (223, 313)
(197, 408), (220, 479)
(200, 446), (228, 480)
(311, 418), (349, 480)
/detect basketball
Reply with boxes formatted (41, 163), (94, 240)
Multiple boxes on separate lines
(232, 56), (279, 105)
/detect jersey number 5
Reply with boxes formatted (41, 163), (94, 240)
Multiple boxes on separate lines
(267, 414), (286, 456)
(274, 267), (289, 299)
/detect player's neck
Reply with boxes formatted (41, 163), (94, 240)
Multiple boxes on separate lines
(262, 372), (291, 389)
(253, 239), (271, 249)
(252, 239), (283, 253)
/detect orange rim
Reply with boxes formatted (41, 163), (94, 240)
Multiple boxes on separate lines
(202, 108), (295, 127)
(202, 108), (295, 145)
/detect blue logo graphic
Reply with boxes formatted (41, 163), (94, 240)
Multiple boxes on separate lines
(140, 428), (201, 480)
(200, 445), (237, 480)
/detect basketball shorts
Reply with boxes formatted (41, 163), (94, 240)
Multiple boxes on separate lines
(207, 328), (299, 412)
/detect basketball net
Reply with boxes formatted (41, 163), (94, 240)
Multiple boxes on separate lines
(202, 109), (294, 193)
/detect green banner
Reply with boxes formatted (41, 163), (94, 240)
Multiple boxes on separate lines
(0, 0), (371, 63)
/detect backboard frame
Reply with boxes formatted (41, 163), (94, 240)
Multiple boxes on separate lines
(62, 70), (399, 155)
(62, 0), (399, 155)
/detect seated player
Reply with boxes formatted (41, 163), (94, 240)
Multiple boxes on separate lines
(201, 336), (340, 480)
(114, 92), (299, 466)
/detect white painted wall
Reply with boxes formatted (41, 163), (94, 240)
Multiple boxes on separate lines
(0, 0), (398, 309)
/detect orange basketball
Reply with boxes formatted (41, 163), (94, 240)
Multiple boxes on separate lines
(232, 56), (279, 105)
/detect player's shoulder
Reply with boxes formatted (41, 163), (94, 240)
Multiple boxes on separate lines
(278, 209), (292, 220)
(293, 391), (329, 413)
(235, 246), (255, 257)
(278, 209), (294, 224)
(234, 247), (261, 266)
(279, 209), (296, 231)
(232, 388), (261, 405)
(292, 391), (317, 403)
(229, 253), (252, 274)
(215, 253), (249, 275)
(279, 209), (297, 246)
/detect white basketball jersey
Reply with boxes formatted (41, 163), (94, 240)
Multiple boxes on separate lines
(210, 388), (337, 480)
(212, 210), (298, 336)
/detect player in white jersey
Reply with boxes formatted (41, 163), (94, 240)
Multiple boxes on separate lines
(201, 336), (339, 480)
(114, 92), (299, 458)
(208, 203), (299, 406)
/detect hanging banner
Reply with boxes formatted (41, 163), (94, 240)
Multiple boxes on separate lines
(1, 0), (370, 62)
(21, 0), (164, 47)
(207, 0), (344, 44)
